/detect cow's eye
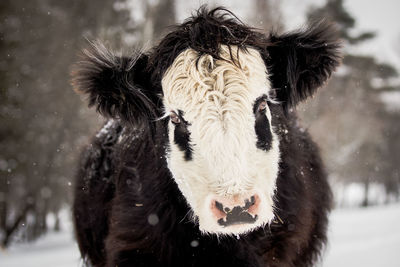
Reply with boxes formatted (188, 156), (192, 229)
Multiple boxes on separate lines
(258, 100), (267, 112)
(170, 112), (181, 124)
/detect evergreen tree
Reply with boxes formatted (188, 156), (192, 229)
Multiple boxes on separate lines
(299, 0), (400, 206)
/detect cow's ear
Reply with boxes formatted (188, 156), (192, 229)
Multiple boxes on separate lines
(71, 42), (159, 124)
(266, 22), (341, 110)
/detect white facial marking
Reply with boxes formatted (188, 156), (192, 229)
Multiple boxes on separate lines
(162, 46), (280, 235)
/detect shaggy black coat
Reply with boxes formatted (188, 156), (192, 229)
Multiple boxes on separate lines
(72, 7), (340, 267)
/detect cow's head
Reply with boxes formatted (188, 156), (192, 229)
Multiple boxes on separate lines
(72, 7), (340, 235)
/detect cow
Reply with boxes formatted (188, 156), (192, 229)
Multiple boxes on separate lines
(71, 6), (341, 267)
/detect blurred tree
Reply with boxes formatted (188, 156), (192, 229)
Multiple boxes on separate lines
(307, 0), (375, 44)
(0, 0), (133, 247)
(115, 0), (176, 46)
(379, 109), (400, 202)
(299, 0), (400, 207)
(248, 0), (283, 33)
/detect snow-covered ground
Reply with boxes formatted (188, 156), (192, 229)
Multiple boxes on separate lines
(0, 210), (81, 267)
(323, 203), (400, 267)
(0, 229), (81, 267)
(1, 204), (399, 267)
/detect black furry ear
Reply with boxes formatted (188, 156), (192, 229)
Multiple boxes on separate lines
(266, 21), (341, 109)
(71, 42), (159, 124)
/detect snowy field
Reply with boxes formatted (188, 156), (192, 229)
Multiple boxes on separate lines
(323, 203), (400, 267)
(1, 204), (399, 267)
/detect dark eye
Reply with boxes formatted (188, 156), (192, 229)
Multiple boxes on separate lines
(170, 112), (181, 124)
(257, 100), (267, 112)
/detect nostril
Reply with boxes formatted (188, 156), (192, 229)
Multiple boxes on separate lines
(212, 201), (226, 219)
(215, 201), (224, 213)
(244, 195), (256, 209)
(247, 194), (260, 214)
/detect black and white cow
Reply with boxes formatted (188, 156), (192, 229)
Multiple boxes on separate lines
(72, 7), (340, 267)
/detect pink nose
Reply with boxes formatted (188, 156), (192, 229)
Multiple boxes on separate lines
(210, 194), (260, 227)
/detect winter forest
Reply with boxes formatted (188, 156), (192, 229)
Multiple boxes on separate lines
(1, 0), (399, 266)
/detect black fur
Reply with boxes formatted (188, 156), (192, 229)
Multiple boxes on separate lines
(173, 110), (193, 161)
(72, 6), (339, 267)
(71, 42), (160, 125)
(267, 22), (341, 109)
(254, 96), (273, 151)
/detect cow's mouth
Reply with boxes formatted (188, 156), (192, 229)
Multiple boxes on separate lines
(215, 196), (258, 227)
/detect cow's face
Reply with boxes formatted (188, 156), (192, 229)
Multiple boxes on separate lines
(162, 46), (280, 234)
(72, 7), (340, 235)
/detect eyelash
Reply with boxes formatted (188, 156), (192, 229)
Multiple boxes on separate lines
(254, 96), (269, 113)
(170, 111), (181, 124)
(258, 99), (268, 112)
